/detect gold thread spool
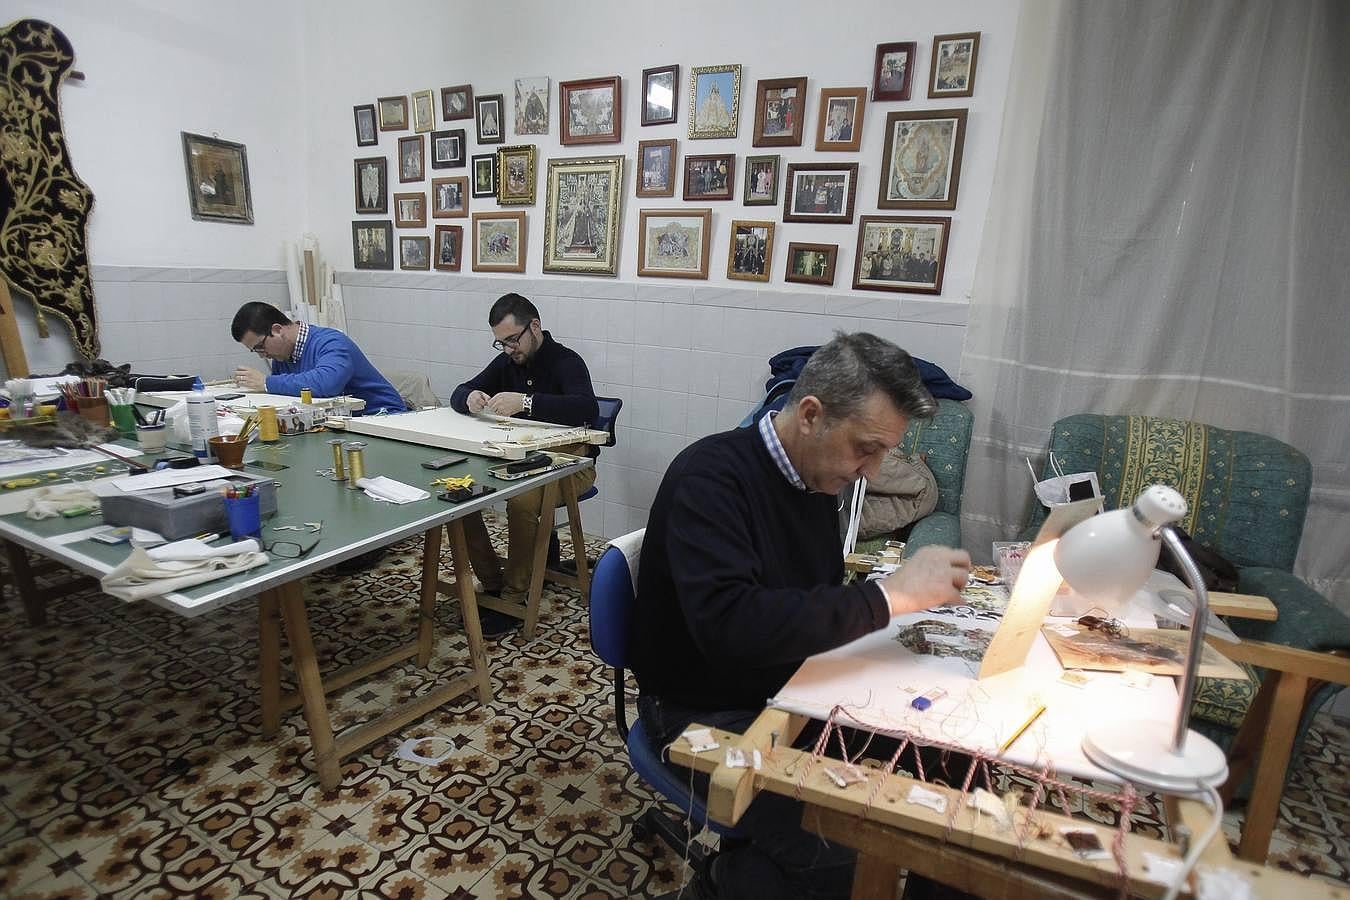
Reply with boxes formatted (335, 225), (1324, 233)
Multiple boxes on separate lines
(300, 388), (313, 404)
(258, 406), (279, 442)
(329, 439), (347, 481)
(344, 441), (366, 487)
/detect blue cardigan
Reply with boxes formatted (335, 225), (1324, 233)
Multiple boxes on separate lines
(267, 326), (406, 414)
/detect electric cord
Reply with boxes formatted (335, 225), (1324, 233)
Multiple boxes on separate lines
(1161, 782), (1224, 900)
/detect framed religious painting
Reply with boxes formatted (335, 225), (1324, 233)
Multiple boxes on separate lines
(726, 219), (775, 283)
(688, 64), (741, 140)
(400, 235), (431, 270)
(742, 154), (779, 206)
(442, 84), (473, 120)
(560, 75), (622, 145)
(751, 76), (806, 147)
(782, 162), (858, 224)
(496, 144), (537, 206)
(434, 224), (464, 271)
(411, 89), (435, 133)
(636, 139), (677, 199)
(430, 129), (466, 169)
(377, 95), (408, 131)
(431, 176), (468, 218)
(929, 32), (981, 98)
(815, 87), (866, 152)
(352, 220), (394, 270)
(784, 242), (838, 286)
(475, 93), (505, 144)
(873, 41), (917, 101)
(472, 211), (526, 273)
(393, 192), (426, 228)
(542, 155), (623, 276)
(353, 156), (388, 214)
(353, 104), (378, 146)
(471, 153), (498, 198)
(637, 208), (711, 279)
(514, 77), (549, 135)
(641, 64), (678, 126)
(878, 108), (967, 210)
(852, 215), (951, 295)
(683, 153), (735, 201)
(181, 132), (253, 224)
(397, 135), (425, 183)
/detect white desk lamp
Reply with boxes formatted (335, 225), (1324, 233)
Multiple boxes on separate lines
(1053, 484), (1228, 794)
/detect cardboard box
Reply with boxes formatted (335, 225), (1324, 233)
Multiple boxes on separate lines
(100, 473), (278, 540)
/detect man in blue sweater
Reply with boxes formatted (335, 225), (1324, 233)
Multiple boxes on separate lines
(230, 302), (407, 414)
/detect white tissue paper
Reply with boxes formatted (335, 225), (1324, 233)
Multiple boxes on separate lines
(356, 476), (430, 504)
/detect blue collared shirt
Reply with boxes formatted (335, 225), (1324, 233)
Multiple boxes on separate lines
(758, 411), (806, 491)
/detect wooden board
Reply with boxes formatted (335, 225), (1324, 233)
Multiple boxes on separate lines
(341, 406), (608, 460)
(138, 387), (365, 413)
(1041, 624), (1247, 679)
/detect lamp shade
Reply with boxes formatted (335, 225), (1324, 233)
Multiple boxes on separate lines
(1053, 485), (1187, 606)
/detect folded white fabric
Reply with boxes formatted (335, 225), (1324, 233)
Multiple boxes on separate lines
(25, 484), (100, 520)
(147, 537), (262, 561)
(100, 543), (269, 602)
(356, 475), (430, 504)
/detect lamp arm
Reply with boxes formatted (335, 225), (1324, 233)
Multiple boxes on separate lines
(1160, 525), (1209, 753)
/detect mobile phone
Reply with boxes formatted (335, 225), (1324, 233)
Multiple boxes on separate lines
(173, 483), (207, 497)
(505, 452), (552, 474)
(91, 527), (133, 544)
(215, 392), (245, 401)
(245, 460), (289, 471)
(438, 484), (497, 503)
(421, 454), (469, 470)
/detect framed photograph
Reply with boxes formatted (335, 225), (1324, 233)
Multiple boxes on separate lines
(560, 75), (622, 145)
(430, 129), (466, 169)
(353, 156), (388, 214)
(929, 32), (981, 98)
(442, 84), (473, 121)
(393, 192), (426, 228)
(688, 65), (741, 140)
(514, 77), (549, 135)
(752, 76), (806, 147)
(637, 208), (711, 279)
(742, 154), (780, 206)
(727, 220), (775, 283)
(496, 144), (537, 206)
(852, 215), (951, 294)
(377, 95), (408, 131)
(431, 177), (468, 218)
(783, 162), (859, 224)
(397, 135), (425, 183)
(472, 211), (526, 273)
(815, 87), (867, 152)
(637, 139), (677, 198)
(784, 242), (838, 286)
(475, 94), (505, 144)
(641, 64), (678, 126)
(353, 104), (378, 146)
(878, 109), (967, 210)
(471, 153), (497, 198)
(542, 155), (624, 276)
(873, 42), (917, 101)
(181, 132), (253, 224)
(400, 235), (431, 270)
(434, 224), (464, 271)
(352, 220), (393, 270)
(411, 89), (435, 133)
(683, 153), (735, 201)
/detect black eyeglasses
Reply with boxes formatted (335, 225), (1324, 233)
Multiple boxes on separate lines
(491, 322), (532, 352)
(250, 333), (271, 355)
(264, 538), (319, 559)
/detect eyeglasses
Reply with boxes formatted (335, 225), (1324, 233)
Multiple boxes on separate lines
(264, 538), (319, 559)
(250, 333), (271, 355)
(491, 322), (532, 352)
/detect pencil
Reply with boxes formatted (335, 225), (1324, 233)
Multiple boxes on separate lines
(998, 703), (1046, 753)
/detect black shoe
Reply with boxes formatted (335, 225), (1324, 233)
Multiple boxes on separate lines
(328, 547), (386, 576)
(477, 606), (521, 639)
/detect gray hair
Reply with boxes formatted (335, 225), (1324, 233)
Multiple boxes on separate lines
(784, 332), (937, 423)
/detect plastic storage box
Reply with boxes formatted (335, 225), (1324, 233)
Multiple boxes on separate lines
(100, 472), (278, 540)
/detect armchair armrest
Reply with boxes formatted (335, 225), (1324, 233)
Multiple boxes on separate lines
(905, 511), (961, 552)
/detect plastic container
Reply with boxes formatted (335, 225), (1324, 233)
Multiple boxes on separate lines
(186, 378), (219, 459)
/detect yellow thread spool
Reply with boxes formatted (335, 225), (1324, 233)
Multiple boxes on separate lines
(300, 388), (313, 404)
(344, 441), (366, 487)
(258, 406), (279, 442)
(329, 439), (347, 481)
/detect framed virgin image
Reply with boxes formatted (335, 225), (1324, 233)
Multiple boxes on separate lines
(397, 135), (425, 183)
(785, 242), (838, 286)
(683, 153), (735, 201)
(878, 108), (967, 210)
(641, 64), (678, 126)
(742, 154), (779, 206)
(377, 95), (408, 131)
(515, 77), (549, 135)
(783, 162), (858, 224)
(815, 87), (866, 152)
(471, 153), (497, 198)
(542, 155), (624, 276)
(401, 235), (430, 270)
(353, 157), (388, 214)
(637, 208), (711, 279)
(637, 139), (676, 199)
(432, 177), (468, 218)
(472, 211), (526, 273)
(496, 144), (537, 206)
(442, 84), (473, 121)
(181, 132), (253, 224)
(873, 41), (917, 101)
(411, 89), (435, 133)
(727, 219), (774, 283)
(752, 76), (806, 147)
(352, 220), (393, 270)
(434, 224), (464, 271)
(560, 75), (622, 145)
(353, 104), (378, 146)
(475, 93), (505, 144)
(394, 192), (426, 228)
(929, 32), (981, 98)
(430, 129), (466, 169)
(852, 215), (951, 295)
(688, 64), (741, 140)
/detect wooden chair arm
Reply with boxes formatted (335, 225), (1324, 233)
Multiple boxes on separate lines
(1207, 636), (1350, 684)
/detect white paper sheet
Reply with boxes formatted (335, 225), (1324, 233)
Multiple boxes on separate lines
(105, 464), (235, 493)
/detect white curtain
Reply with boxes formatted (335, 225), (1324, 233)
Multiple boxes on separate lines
(960, 0), (1350, 610)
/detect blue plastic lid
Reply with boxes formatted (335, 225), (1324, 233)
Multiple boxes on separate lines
(192, 377), (205, 391)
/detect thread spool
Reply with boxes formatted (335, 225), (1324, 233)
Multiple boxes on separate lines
(343, 441), (366, 487)
(329, 438), (347, 481)
(258, 406), (279, 442)
(300, 387), (313, 405)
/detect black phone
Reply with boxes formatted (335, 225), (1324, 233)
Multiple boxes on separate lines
(173, 483), (206, 497)
(505, 452), (552, 474)
(438, 484), (497, 503)
(215, 392), (245, 401)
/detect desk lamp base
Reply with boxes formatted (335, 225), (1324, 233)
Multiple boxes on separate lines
(1083, 720), (1228, 795)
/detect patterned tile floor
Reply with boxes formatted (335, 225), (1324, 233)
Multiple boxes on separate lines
(2, 516), (1347, 898)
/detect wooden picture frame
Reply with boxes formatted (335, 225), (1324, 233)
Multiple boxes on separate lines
(742, 154), (780, 206)
(683, 153), (735, 201)
(878, 109), (967, 210)
(560, 75), (622, 145)
(471, 153), (497, 198)
(400, 235), (431, 270)
(929, 32), (980, 98)
(783, 162), (859, 224)
(784, 242), (838, 286)
(430, 129), (466, 169)
(496, 144), (537, 206)
(431, 177), (468, 218)
(475, 94), (505, 144)
(441, 84), (473, 121)
(852, 215), (951, 294)
(181, 132), (253, 224)
(637, 139), (677, 198)
(542, 155), (624, 277)
(472, 211), (526, 273)
(353, 157), (388, 214)
(352, 220), (393, 270)
(641, 64), (679, 126)
(514, 77), (550, 135)
(378, 95), (408, 131)
(637, 208), (712, 279)
(815, 87), (867, 152)
(411, 89), (435, 133)
(752, 76), (806, 147)
(873, 41), (917, 101)
(353, 104), (378, 146)
(688, 64), (742, 140)
(397, 135), (425, 183)
(394, 192), (427, 228)
(727, 219), (775, 283)
(434, 224), (464, 271)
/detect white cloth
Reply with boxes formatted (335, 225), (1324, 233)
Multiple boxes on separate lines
(356, 475), (430, 504)
(147, 537), (262, 561)
(99, 541), (268, 602)
(25, 484), (99, 520)
(606, 528), (645, 589)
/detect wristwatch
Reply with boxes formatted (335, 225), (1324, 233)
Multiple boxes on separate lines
(521, 394), (534, 415)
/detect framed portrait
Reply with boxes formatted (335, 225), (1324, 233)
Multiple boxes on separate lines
(353, 104), (378, 146)
(475, 94), (505, 144)
(181, 132), (253, 224)
(542, 155), (624, 276)
(929, 32), (980, 98)
(400, 235), (431, 270)
(352, 220), (393, 270)
(878, 109), (967, 210)
(431, 177), (469, 218)
(471, 153), (497, 198)
(742, 154), (780, 206)
(815, 87), (867, 152)
(637, 208), (711, 279)
(397, 135), (425, 183)
(393, 192), (426, 228)
(560, 75), (622, 146)
(727, 219), (775, 283)
(752, 76), (806, 147)
(783, 162), (859, 224)
(377, 95), (408, 131)
(442, 84), (473, 121)
(434, 224), (464, 271)
(873, 41), (917, 101)
(636, 139), (677, 198)
(496, 144), (537, 206)
(852, 215), (951, 294)
(641, 64), (678, 126)
(472, 211), (526, 273)
(353, 156), (388, 214)
(430, 129), (466, 169)
(784, 242), (838, 286)
(688, 65), (741, 140)
(514, 77), (549, 135)
(683, 153), (735, 201)
(411, 89), (435, 133)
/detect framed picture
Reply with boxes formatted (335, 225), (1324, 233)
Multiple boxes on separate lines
(397, 135), (425, 183)
(783, 162), (859, 224)
(852, 215), (951, 294)
(353, 104), (378, 146)
(377, 95), (408, 131)
(352, 220), (393, 270)
(878, 109), (967, 210)
(475, 94), (505, 144)
(637, 139), (677, 198)
(752, 76), (806, 147)
(400, 235), (431, 270)
(560, 75), (622, 145)
(431, 177), (468, 218)
(180, 132), (253, 224)
(471, 153), (497, 198)
(873, 42), (917, 101)
(637, 208), (711, 279)
(929, 32), (981, 98)
(514, 77), (549, 135)
(688, 65), (741, 140)
(815, 87), (866, 152)
(472, 211), (526, 273)
(434, 224), (464, 271)
(442, 84), (473, 121)
(742, 154), (780, 206)
(393, 192), (426, 228)
(683, 153), (735, 201)
(411, 89), (435, 133)
(641, 64), (678, 126)
(353, 156), (388, 214)
(784, 242), (838, 286)
(542, 155), (624, 276)
(430, 129), (466, 169)
(496, 144), (537, 206)
(727, 219), (774, 283)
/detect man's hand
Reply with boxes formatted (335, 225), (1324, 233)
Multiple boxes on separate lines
(878, 546), (973, 617)
(233, 367), (266, 392)
(485, 391), (527, 416)
(466, 390), (492, 414)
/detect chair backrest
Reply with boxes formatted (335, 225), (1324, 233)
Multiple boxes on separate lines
(385, 369), (441, 410)
(593, 396), (623, 447)
(588, 528), (645, 670)
(896, 398), (974, 518)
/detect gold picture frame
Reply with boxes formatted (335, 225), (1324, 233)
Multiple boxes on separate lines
(688, 64), (742, 140)
(727, 219), (774, 282)
(542, 155), (623, 277)
(496, 144), (537, 206)
(181, 132), (253, 224)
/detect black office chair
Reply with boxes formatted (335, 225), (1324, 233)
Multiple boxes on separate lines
(548, 396), (622, 585)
